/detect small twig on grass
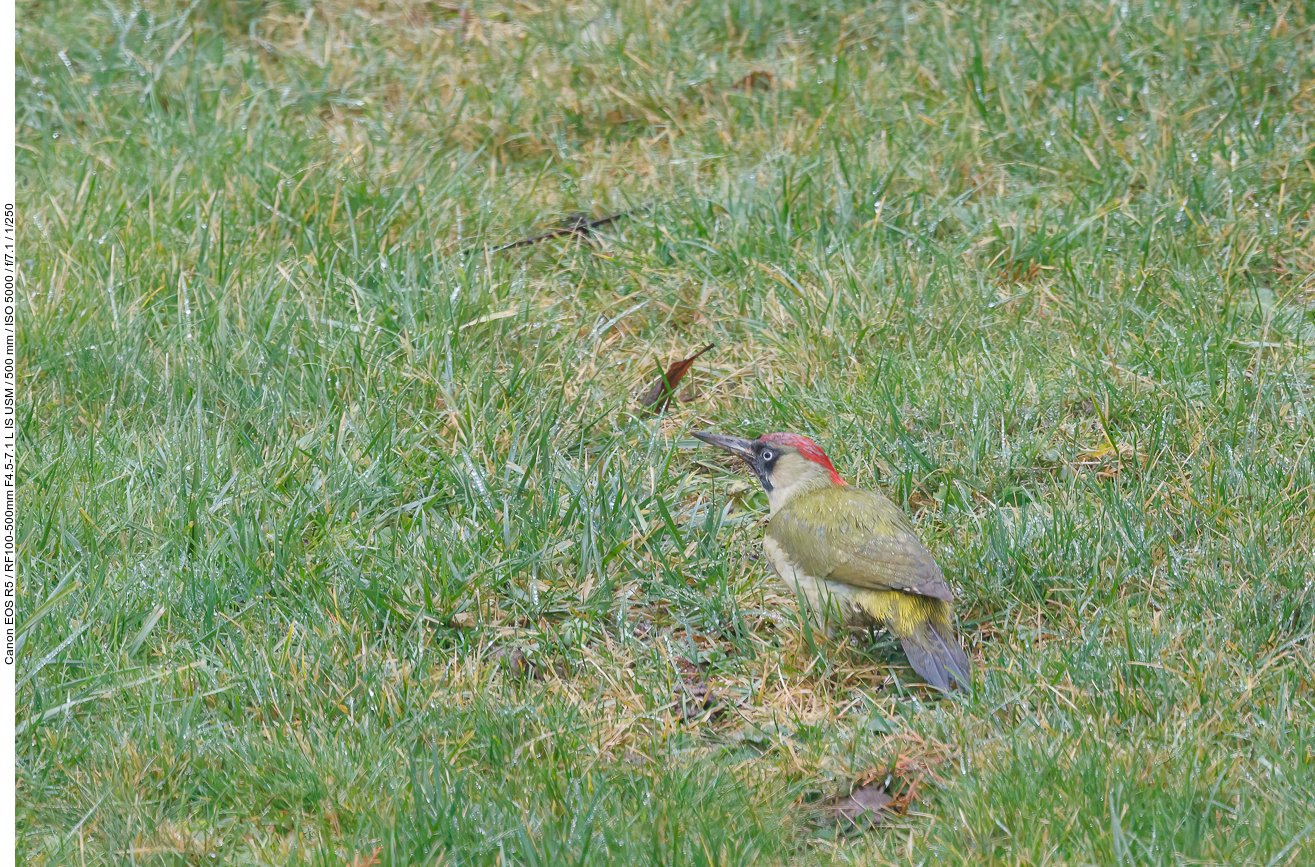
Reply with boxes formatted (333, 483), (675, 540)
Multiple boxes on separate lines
(464, 208), (643, 256)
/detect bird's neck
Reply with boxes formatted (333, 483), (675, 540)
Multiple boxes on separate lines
(766, 474), (838, 516)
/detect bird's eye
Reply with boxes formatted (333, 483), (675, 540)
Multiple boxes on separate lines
(761, 450), (774, 462)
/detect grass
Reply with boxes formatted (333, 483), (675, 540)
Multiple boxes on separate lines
(15, 0), (1315, 863)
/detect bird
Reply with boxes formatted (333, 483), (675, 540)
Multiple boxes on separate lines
(693, 430), (971, 692)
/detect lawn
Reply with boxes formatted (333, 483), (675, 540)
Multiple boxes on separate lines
(15, 0), (1315, 863)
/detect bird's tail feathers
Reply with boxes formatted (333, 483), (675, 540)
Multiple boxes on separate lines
(898, 614), (971, 693)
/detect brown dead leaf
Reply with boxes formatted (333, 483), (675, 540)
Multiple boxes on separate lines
(733, 71), (773, 92)
(489, 644), (532, 678)
(450, 611), (476, 629)
(879, 741), (956, 811)
(349, 847), (382, 867)
(826, 740), (955, 831)
(670, 656), (721, 722)
(639, 344), (714, 414)
(998, 259), (1043, 285)
(906, 488), (936, 515)
(827, 783), (894, 830)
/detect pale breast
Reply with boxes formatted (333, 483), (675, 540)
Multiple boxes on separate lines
(762, 536), (869, 628)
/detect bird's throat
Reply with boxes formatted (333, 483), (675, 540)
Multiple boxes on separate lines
(765, 474), (836, 515)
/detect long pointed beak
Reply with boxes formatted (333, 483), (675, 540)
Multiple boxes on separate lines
(693, 431), (757, 463)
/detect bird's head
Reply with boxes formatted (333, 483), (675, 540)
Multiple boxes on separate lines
(693, 430), (845, 513)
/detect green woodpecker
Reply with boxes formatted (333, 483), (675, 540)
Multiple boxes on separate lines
(694, 431), (971, 692)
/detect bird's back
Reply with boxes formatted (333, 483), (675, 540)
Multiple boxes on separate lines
(768, 485), (952, 602)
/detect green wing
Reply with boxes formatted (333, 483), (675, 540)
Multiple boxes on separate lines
(766, 487), (953, 602)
